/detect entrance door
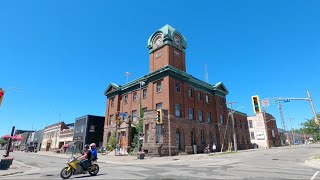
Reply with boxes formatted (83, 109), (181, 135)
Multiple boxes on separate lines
(120, 131), (126, 148)
(46, 143), (51, 151)
(176, 129), (180, 150)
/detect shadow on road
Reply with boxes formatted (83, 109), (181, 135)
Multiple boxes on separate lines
(73, 173), (107, 179)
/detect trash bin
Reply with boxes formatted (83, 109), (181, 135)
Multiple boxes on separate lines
(193, 145), (197, 154)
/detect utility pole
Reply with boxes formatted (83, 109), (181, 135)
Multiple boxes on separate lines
(278, 104), (288, 145)
(288, 118), (295, 144)
(227, 102), (237, 152)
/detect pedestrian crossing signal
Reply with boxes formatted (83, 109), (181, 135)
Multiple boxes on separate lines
(252, 95), (261, 114)
(156, 109), (163, 124)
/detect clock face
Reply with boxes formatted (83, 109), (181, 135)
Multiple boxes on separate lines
(174, 35), (181, 47)
(156, 38), (162, 46)
(154, 35), (162, 48)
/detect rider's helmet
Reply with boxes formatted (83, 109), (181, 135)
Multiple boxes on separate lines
(84, 144), (90, 150)
(89, 143), (96, 149)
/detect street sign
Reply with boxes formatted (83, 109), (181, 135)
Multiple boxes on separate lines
(283, 99), (290, 103)
(262, 100), (270, 107)
(273, 99), (290, 104)
(119, 112), (128, 117)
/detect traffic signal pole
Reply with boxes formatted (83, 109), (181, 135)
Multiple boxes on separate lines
(307, 90), (319, 127)
(262, 90), (319, 129)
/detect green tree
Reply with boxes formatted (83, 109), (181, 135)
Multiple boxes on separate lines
(0, 138), (8, 149)
(106, 132), (117, 152)
(301, 114), (320, 142)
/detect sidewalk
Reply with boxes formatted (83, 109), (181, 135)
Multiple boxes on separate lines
(36, 151), (186, 165)
(34, 145), (295, 165)
(305, 156), (320, 170)
(0, 160), (31, 177)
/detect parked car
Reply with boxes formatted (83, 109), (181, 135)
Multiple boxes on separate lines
(25, 146), (37, 153)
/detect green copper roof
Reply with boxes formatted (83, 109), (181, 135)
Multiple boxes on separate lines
(147, 24), (187, 53)
(104, 65), (228, 97)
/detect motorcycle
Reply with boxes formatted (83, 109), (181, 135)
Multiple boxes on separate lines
(60, 155), (99, 179)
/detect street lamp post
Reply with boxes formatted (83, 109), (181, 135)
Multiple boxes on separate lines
(137, 81), (145, 153)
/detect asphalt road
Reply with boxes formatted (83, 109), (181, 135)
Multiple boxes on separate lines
(2, 144), (320, 179)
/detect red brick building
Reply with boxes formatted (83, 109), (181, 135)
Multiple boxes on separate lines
(103, 25), (251, 156)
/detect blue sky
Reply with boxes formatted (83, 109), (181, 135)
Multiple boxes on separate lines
(1, 0), (319, 135)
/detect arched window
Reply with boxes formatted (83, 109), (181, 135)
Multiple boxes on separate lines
(191, 130), (195, 145)
(176, 129), (181, 150)
(201, 130), (205, 144)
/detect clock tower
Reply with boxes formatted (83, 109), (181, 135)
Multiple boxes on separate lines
(147, 25), (188, 72)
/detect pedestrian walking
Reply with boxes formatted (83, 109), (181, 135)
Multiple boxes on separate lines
(212, 143), (216, 153)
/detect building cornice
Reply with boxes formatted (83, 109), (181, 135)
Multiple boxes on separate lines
(105, 65), (229, 98)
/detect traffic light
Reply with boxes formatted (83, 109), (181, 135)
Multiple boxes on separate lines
(156, 109), (163, 124)
(0, 89), (5, 107)
(252, 95), (261, 113)
(114, 112), (120, 123)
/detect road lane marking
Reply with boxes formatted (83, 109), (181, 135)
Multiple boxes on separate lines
(311, 171), (320, 180)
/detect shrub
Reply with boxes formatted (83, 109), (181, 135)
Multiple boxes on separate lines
(106, 132), (117, 152)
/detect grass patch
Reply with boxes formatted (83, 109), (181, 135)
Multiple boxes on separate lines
(313, 154), (320, 159)
(208, 151), (238, 156)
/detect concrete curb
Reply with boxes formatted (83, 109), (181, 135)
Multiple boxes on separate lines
(305, 157), (320, 170)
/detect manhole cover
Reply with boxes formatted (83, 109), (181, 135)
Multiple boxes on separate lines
(173, 159), (180, 161)
(272, 159), (279, 161)
(46, 174), (54, 176)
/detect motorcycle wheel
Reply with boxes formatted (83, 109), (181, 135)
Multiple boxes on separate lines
(88, 164), (99, 176)
(60, 167), (73, 179)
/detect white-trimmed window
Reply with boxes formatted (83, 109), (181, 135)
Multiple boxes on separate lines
(201, 130), (205, 144)
(220, 114), (224, 124)
(109, 114), (114, 125)
(176, 83), (181, 92)
(156, 103), (163, 110)
(207, 112), (211, 123)
(249, 120), (253, 128)
(198, 110), (203, 122)
(188, 108), (194, 119)
(175, 104), (181, 117)
(143, 89), (147, 98)
(250, 132), (255, 140)
(132, 110), (137, 122)
(124, 95), (128, 104)
(110, 98), (115, 106)
(133, 92), (137, 101)
(156, 82), (162, 92)
(205, 95), (209, 103)
(188, 89), (193, 98)
(198, 92), (202, 101)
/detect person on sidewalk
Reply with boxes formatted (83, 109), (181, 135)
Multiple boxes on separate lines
(212, 143), (217, 153)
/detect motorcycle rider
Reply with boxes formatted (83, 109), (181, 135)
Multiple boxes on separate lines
(79, 145), (92, 172)
(89, 143), (98, 161)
